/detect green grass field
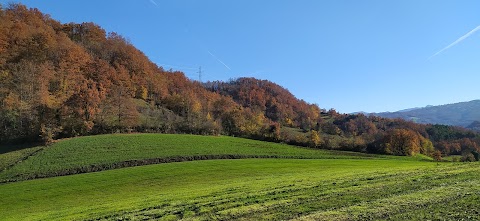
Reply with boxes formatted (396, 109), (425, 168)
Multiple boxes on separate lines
(0, 145), (43, 171)
(0, 134), (478, 220)
(0, 134), (380, 182)
(1, 159), (478, 220)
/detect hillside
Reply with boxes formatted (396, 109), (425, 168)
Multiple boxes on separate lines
(467, 121), (480, 131)
(374, 100), (480, 128)
(0, 4), (479, 160)
(204, 78), (322, 130)
(0, 4), (321, 145)
(1, 3), (480, 221)
(0, 135), (478, 220)
(0, 134), (477, 220)
(0, 134), (379, 182)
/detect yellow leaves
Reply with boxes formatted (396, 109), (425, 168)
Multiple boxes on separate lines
(135, 85), (148, 100)
(420, 137), (434, 156)
(254, 112), (266, 126)
(382, 129), (428, 156)
(285, 117), (294, 127)
(206, 112), (213, 121)
(309, 130), (322, 147)
(192, 100), (202, 114)
(241, 113), (267, 135)
(0, 70), (9, 80)
(310, 105), (320, 121)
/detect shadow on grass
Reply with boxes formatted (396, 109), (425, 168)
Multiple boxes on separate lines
(0, 142), (43, 154)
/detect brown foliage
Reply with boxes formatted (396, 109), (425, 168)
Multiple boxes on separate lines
(377, 129), (423, 156)
(0, 3), (477, 161)
(432, 150), (442, 161)
(205, 78), (322, 130)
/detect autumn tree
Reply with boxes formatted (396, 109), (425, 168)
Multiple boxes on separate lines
(432, 150), (442, 161)
(309, 130), (322, 148)
(419, 137), (435, 156)
(377, 129), (426, 156)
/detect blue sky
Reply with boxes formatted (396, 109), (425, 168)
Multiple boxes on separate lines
(2, 0), (480, 113)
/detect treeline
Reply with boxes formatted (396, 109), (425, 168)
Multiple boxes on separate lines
(328, 114), (479, 161)
(0, 4), (283, 144)
(0, 4), (478, 160)
(206, 77), (480, 160)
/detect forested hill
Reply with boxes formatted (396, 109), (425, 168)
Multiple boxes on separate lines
(373, 100), (480, 128)
(1, 4), (479, 160)
(204, 78), (321, 129)
(0, 4), (320, 143)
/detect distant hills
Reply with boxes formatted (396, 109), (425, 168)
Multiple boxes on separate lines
(1, 4), (479, 159)
(372, 100), (480, 129)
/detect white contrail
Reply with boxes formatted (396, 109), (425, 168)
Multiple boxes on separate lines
(149, 0), (158, 7)
(207, 50), (231, 70)
(429, 25), (480, 59)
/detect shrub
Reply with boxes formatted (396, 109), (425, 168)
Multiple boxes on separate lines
(461, 153), (476, 162)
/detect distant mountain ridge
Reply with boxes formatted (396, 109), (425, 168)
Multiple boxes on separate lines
(372, 100), (480, 128)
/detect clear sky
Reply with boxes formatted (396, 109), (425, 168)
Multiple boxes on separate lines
(2, 0), (480, 113)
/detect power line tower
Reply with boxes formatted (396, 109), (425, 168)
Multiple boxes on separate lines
(197, 66), (202, 82)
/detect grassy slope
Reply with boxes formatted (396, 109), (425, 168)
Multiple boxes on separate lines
(0, 145), (43, 171)
(0, 159), (478, 220)
(2, 134), (474, 220)
(0, 134), (382, 182)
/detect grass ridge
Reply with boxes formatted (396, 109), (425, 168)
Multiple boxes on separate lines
(1, 154), (316, 183)
(0, 134), (384, 183)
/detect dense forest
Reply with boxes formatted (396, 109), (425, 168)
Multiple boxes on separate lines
(0, 4), (479, 161)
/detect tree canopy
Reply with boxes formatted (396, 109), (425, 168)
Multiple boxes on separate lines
(1, 4), (478, 160)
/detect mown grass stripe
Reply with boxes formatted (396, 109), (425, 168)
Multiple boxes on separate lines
(294, 181), (479, 221)
(109, 162), (478, 221)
